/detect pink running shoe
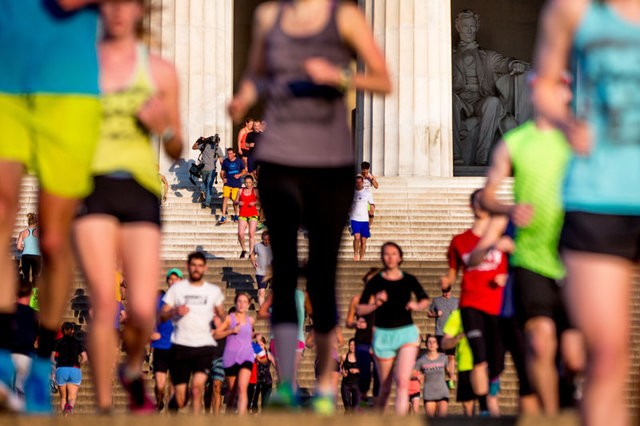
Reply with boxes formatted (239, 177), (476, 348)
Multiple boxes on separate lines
(118, 365), (155, 414)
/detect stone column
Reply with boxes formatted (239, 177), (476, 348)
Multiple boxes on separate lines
(358, 0), (453, 177)
(149, 0), (234, 172)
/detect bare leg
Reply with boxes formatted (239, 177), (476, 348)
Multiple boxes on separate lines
(312, 330), (336, 395)
(524, 316), (558, 414)
(191, 372), (208, 414)
(359, 237), (367, 261)
(236, 368), (251, 415)
(248, 219), (257, 255)
(0, 162), (22, 313)
(66, 383), (79, 410)
(59, 384), (68, 411)
(74, 216), (119, 410)
(373, 356), (394, 412)
(462, 400), (475, 416)
(120, 224), (161, 374)
(424, 401), (436, 416)
(212, 379), (223, 415)
(437, 400), (448, 417)
(238, 220), (247, 252)
(563, 250), (631, 426)
(226, 375), (238, 412)
(174, 383), (188, 409)
(393, 345), (418, 415)
(352, 235), (360, 261)
(154, 371), (167, 408)
(470, 361), (489, 396)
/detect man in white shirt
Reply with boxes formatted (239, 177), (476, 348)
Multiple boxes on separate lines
(160, 251), (225, 413)
(349, 175), (375, 261)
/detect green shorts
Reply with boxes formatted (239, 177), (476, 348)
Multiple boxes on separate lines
(0, 94), (100, 198)
(372, 324), (421, 359)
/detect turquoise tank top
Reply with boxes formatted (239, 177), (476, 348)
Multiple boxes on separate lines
(567, 2), (640, 214)
(0, 0), (99, 95)
(22, 228), (40, 256)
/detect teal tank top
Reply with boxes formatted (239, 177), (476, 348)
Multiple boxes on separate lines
(567, 2), (640, 214)
(0, 0), (99, 95)
(22, 228), (40, 256)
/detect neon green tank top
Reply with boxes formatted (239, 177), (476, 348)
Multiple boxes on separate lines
(505, 121), (571, 280)
(92, 44), (161, 197)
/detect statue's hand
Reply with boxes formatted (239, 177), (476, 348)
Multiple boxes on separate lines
(509, 61), (527, 75)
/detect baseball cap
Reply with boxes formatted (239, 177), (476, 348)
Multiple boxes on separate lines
(166, 268), (183, 279)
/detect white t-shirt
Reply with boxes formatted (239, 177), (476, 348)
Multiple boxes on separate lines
(350, 188), (374, 222)
(162, 280), (224, 348)
(253, 242), (273, 276)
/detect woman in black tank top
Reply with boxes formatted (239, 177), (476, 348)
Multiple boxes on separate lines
(340, 338), (361, 411)
(229, 0), (391, 411)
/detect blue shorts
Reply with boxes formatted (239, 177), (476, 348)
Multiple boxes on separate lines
(350, 220), (371, 238)
(372, 324), (420, 359)
(210, 356), (225, 382)
(56, 366), (82, 386)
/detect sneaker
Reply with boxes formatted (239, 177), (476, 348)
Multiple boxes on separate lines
(311, 392), (335, 416)
(232, 215), (239, 222)
(447, 379), (456, 390)
(118, 365), (155, 414)
(240, 250), (247, 259)
(267, 382), (299, 410)
(24, 355), (52, 414)
(217, 216), (227, 225)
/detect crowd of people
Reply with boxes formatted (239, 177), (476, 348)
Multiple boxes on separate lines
(1, 0), (639, 425)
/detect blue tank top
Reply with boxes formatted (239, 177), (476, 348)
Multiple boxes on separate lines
(0, 0), (99, 95)
(22, 228), (40, 256)
(567, 3), (640, 214)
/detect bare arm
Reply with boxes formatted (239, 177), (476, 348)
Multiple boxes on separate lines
(16, 230), (27, 251)
(468, 215), (510, 267)
(440, 267), (458, 291)
(345, 295), (359, 329)
(481, 141), (513, 216)
(533, 0), (591, 154)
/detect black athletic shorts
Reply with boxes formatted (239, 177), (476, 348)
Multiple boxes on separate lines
(513, 267), (570, 333)
(436, 335), (456, 356)
(79, 175), (161, 226)
(170, 344), (215, 385)
(224, 361), (254, 377)
(460, 307), (500, 371)
(152, 347), (171, 374)
(456, 370), (474, 402)
(560, 211), (640, 261)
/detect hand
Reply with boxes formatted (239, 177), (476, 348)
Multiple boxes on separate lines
(510, 204), (534, 227)
(233, 174), (241, 179)
(438, 310), (444, 317)
(137, 96), (171, 136)
(175, 304), (189, 317)
(496, 236), (515, 254)
(248, 202), (256, 207)
(375, 290), (388, 306)
(564, 120), (592, 156)
(492, 274), (508, 288)
(304, 57), (342, 87)
(406, 301), (419, 311)
(440, 276), (453, 291)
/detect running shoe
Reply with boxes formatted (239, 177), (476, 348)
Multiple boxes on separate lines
(267, 382), (299, 410)
(217, 216), (227, 225)
(63, 403), (73, 416)
(311, 392), (335, 416)
(24, 355), (52, 414)
(232, 215), (239, 222)
(118, 365), (155, 414)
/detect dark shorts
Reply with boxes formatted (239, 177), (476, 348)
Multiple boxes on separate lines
(456, 370), (474, 402)
(560, 211), (640, 261)
(436, 335), (456, 356)
(256, 275), (268, 290)
(425, 397), (449, 403)
(409, 391), (421, 401)
(152, 347), (171, 374)
(170, 344), (215, 385)
(79, 175), (160, 226)
(513, 267), (571, 333)
(460, 307), (500, 372)
(224, 361), (254, 377)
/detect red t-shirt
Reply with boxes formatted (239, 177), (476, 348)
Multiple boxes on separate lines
(447, 229), (507, 315)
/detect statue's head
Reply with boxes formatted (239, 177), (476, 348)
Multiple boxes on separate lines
(455, 9), (479, 43)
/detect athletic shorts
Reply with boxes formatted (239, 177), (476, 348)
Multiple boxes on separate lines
(55, 366), (82, 386)
(224, 361), (254, 377)
(513, 267), (571, 333)
(460, 308), (499, 370)
(350, 220), (371, 238)
(170, 344), (215, 385)
(78, 175), (161, 226)
(239, 215), (259, 222)
(152, 347), (171, 374)
(560, 211), (640, 261)
(425, 397), (449, 403)
(210, 356), (225, 382)
(0, 94), (100, 198)
(256, 275), (268, 290)
(436, 335), (456, 356)
(222, 186), (240, 200)
(456, 370), (474, 402)
(372, 324), (420, 359)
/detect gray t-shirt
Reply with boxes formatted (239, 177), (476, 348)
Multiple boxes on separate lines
(415, 353), (449, 401)
(430, 296), (459, 335)
(201, 143), (224, 172)
(253, 242), (273, 276)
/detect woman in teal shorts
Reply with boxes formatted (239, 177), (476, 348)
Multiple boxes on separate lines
(357, 242), (429, 414)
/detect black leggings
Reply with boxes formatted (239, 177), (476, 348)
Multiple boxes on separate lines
(21, 254), (42, 283)
(258, 163), (354, 333)
(341, 380), (361, 410)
